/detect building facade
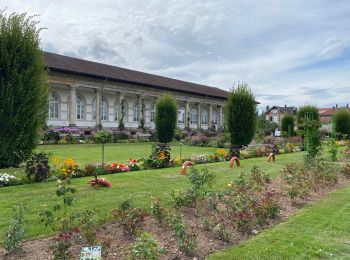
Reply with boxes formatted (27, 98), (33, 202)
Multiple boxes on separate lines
(265, 105), (297, 126)
(44, 52), (228, 131)
(319, 105), (350, 133)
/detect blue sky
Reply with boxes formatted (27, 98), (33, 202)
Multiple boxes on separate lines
(2, 0), (350, 110)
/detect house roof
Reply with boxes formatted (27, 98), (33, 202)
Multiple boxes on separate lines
(265, 106), (297, 114)
(43, 52), (229, 100)
(319, 107), (350, 117)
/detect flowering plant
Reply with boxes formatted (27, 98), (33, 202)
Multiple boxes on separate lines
(61, 158), (79, 179)
(127, 159), (140, 171)
(53, 127), (82, 135)
(0, 173), (20, 186)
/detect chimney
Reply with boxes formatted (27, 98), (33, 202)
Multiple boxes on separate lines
(266, 105), (270, 111)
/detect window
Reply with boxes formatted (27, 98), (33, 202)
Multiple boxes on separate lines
(49, 92), (59, 119)
(133, 102), (140, 122)
(76, 95), (85, 120)
(201, 109), (208, 125)
(93, 97), (108, 121)
(150, 103), (156, 123)
(212, 110), (218, 124)
(178, 107), (185, 124)
(190, 108), (198, 124)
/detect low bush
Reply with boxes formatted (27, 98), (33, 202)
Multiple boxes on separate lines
(340, 163), (350, 178)
(129, 232), (164, 260)
(3, 204), (26, 253)
(150, 197), (168, 225)
(0, 173), (22, 187)
(79, 209), (98, 246)
(212, 223), (232, 242)
(26, 152), (51, 182)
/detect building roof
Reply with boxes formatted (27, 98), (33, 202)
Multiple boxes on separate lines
(43, 52), (229, 100)
(265, 105), (297, 114)
(319, 107), (350, 117)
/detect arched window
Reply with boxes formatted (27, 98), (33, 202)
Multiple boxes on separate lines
(190, 108), (198, 124)
(92, 97), (108, 121)
(76, 95), (85, 120)
(212, 110), (218, 124)
(178, 107), (185, 124)
(201, 109), (208, 125)
(49, 92), (59, 119)
(150, 103), (156, 123)
(133, 102), (140, 122)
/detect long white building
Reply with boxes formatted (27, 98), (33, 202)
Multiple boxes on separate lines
(44, 52), (228, 130)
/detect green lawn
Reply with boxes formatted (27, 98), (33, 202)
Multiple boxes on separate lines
(208, 184), (350, 260)
(0, 152), (303, 241)
(34, 142), (217, 165)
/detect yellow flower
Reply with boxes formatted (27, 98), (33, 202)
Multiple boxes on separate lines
(216, 149), (228, 157)
(227, 183), (233, 187)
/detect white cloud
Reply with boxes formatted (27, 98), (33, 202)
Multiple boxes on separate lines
(2, 0), (350, 108)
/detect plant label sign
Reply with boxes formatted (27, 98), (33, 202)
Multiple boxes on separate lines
(80, 246), (101, 260)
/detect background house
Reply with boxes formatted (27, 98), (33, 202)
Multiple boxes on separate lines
(265, 105), (297, 126)
(319, 104), (350, 133)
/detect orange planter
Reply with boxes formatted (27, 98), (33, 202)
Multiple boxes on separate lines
(229, 157), (241, 168)
(181, 161), (194, 174)
(268, 153), (275, 162)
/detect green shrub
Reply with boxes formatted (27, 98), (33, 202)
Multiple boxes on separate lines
(0, 12), (49, 167)
(129, 232), (164, 260)
(25, 152), (51, 182)
(79, 209), (98, 246)
(297, 105), (320, 132)
(333, 109), (350, 139)
(281, 114), (295, 137)
(113, 208), (147, 236)
(225, 83), (257, 156)
(155, 93), (178, 143)
(212, 223), (232, 242)
(150, 197), (167, 225)
(3, 204), (26, 253)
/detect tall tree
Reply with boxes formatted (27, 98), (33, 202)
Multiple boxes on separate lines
(333, 109), (350, 139)
(155, 93), (178, 143)
(225, 83), (257, 157)
(281, 114), (295, 137)
(0, 12), (48, 167)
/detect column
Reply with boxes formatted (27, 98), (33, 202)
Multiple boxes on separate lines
(197, 103), (201, 129)
(138, 95), (143, 128)
(95, 89), (101, 128)
(118, 93), (124, 124)
(69, 85), (77, 126)
(208, 104), (213, 129)
(185, 101), (190, 129)
(218, 105), (223, 130)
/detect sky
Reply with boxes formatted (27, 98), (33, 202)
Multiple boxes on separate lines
(2, 0), (350, 111)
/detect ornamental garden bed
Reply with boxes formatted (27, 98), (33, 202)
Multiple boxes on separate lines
(1, 152), (350, 259)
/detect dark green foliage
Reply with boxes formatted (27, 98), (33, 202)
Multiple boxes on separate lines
(25, 152), (50, 182)
(155, 93), (178, 143)
(297, 105), (320, 132)
(281, 114), (295, 137)
(0, 12), (49, 167)
(225, 83), (257, 147)
(297, 105), (321, 158)
(257, 118), (278, 136)
(333, 109), (350, 139)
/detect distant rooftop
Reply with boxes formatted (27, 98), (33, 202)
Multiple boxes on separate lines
(43, 52), (229, 100)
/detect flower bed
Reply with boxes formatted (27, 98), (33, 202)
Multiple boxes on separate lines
(0, 173), (21, 186)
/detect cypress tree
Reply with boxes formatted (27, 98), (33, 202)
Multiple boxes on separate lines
(333, 109), (350, 139)
(155, 93), (177, 143)
(225, 83), (257, 156)
(0, 12), (48, 167)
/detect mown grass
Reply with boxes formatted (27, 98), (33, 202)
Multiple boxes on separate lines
(0, 151), (303, 241)
(34, 142), (217, 165)
(208, 184), (350, 259)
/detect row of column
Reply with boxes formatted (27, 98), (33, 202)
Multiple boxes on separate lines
(68, 85), (223, 129)
(184, 101), (223, 130)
